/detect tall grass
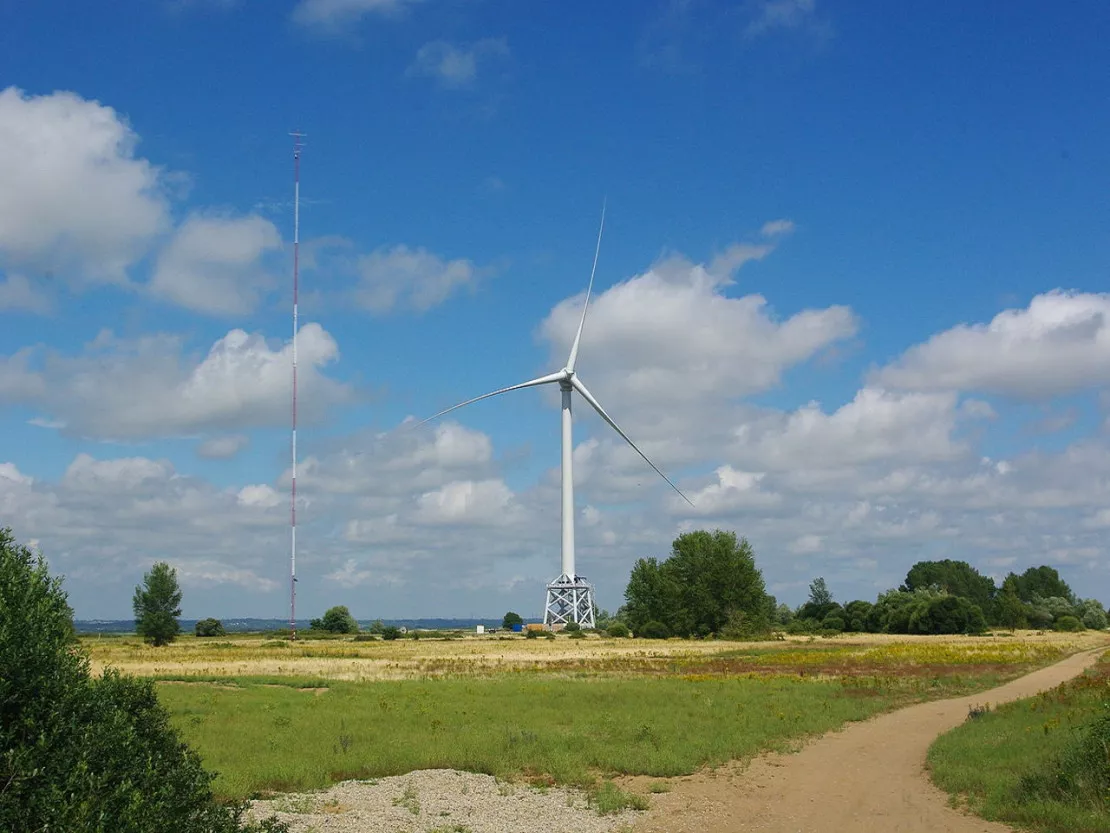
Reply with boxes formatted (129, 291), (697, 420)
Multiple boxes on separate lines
(160, 674), (900, 799)
(928, 652), (1110, 833)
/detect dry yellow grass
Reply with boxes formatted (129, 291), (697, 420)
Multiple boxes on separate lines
(83, 629), (1104, 682)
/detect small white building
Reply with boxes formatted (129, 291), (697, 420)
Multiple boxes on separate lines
(476, 624), (485, 634)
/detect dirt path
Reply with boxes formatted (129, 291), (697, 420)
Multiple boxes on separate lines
(634, 646), (1106, 833)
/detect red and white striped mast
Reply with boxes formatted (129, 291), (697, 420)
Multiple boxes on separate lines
(289, 131), (305, 640)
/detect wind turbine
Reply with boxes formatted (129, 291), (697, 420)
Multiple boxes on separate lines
(418, 205), (692, 627)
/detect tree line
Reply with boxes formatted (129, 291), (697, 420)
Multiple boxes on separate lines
(613, 530), (1105, 638)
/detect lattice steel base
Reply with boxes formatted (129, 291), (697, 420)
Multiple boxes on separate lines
(543, 574), (595, 628)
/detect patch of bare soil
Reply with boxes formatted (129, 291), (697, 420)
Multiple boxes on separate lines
(630, 645), (1107, 833)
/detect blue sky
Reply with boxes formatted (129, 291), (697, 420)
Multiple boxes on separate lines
(1, 0), (1109, 620)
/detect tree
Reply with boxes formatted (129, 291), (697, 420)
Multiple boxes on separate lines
(133, 561), (182, 647)
(1009, 566), (1075, 605)
(901, 559), (997, 617)
(309, 605), (359, 634)
(0, 528), (287, 833)
(995, 577), (1029, 629)
(842, 600), (874, 632)
(194, 618), (226, 637)
(502, 611), (524, 630)
(808, 577), (833, 607)
(623, 529), (772, 638)
(1077, 599), (1108, 630)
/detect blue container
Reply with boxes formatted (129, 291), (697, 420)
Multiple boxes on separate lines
(511, 623), (524, 633)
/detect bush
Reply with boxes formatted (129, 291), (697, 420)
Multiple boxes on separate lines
(638, 620), (670, 639)
(821, 615), (845, 633)
(195, 617), (226, 637)
(309, 605), (359, 634)
(1020, 706), (1110, 807)
(568, 630), (586, 639)
(0, 527), (288, 833)
(1055, 615), (1085, 632)
(525, 628), (539, 639)
(607, 622), (630, 638)
(563, 621), (581, 632)
(353, 633), (378, 642)
(380, 626), (402, 640)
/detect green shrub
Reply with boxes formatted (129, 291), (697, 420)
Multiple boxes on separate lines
(309, 605), (359, 634)
(1020, 705), (1110, 807)
(1055, 615), (1084, 632)
(525, 629), (539, 639)
(638, 621), (670, 639)
(568, 630), (586, 640)
(0, 527), (288, 833)
(380, 626), (402, 640)
(195, 618), (226, 637)
(353, 633), (378, 642)
(564, 621), (581, 632)
(607, 622), (630, 638)
(821, 615), (845, 633)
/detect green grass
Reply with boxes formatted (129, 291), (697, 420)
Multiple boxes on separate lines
(158, 669), (1026, 801)
(928, 652), (1110, 833)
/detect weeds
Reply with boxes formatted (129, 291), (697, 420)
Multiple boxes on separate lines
(588, 783), (650, 815)
(392, 782), (420, 816)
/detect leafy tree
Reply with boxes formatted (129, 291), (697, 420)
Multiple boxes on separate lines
(1009, 566), (1075, 604)
(821, 614), (845, 633)
(901, 559), (997, 618)
(368, 618), (385, 634)
(133, 561), (182, 647)
(906, 595), (987, 635)
(842, 600), (874, 632)
(808, 577), (833, 607)
(309, 605), (359, 634)
(380, 625), (402, 640)
(607, 622), (630, 638)
(0, 528), (287, 833)
(1054, 615), (1084, 632)
(774, 603), (794, 626)
(623, 530), (772, 637)
(1077, 599), (1108, 630)
(995, 577), (1029, 629)
(502, 611), (524, 630)
(194, 618), (226, 637)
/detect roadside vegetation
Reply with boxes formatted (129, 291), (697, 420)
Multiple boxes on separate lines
(929, 651), (1110, 833)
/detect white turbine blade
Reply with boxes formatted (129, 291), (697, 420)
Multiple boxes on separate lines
(570, 376), (694, 507)
(415, 370), (567, 429)
(566, 199), (606, 373)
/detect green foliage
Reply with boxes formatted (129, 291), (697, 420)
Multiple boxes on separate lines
(1021, 705), (1110, 809)
(623, 529), (772, 638)
(821, 615), (845, 633)
(638, 620), (671, 639)
(309, 605), (359, 634)
(995, 577), (1028, 629)
(133, 561), (182, 647)
(568, 630), (586, 640)
(525, 629), (539, 639)
(563, 621), (581, 632)
(380, 625), (402, 640)
(607, 622), (630, 638)
(502, 611), (524, 630)
(588, 782), (649, 815)
(773, 602), (794, 626)
(0, 527), (287, 833)
(195, 618), (227, 637)
(842, 600), (873, 632)
(1077, 599), (1107, 630)
(807, 577), (833, 607)
(901, 559), (997, 617)
(1054, 615), (1084, 632)
(368, 619), (385, 634)
(1009, 565), (1075, 605)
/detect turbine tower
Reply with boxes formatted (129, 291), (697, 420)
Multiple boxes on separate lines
(418, 206), (693, 627)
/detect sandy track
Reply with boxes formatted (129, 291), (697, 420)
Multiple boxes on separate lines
(633, 646), (1107, 833)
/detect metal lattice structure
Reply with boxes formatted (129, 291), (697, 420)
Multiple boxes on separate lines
(544, 574), (595, 628)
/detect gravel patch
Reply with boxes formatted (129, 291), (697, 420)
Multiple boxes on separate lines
(248, 769), (645, 833)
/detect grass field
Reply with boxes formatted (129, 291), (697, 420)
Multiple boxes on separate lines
(929, 650), (1110, 833)
(89, 629), (1106, 802)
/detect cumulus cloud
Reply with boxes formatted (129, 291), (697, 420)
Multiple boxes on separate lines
(1, 324), (350, 440)
(151, 213), (282, 314)
(354, 245), (481, 313)
(197, 434), (250, 459)
(0, 86), (170, 284)
(406, 38), (510, 89)
(0, 274), (52, 314)
(873, 290), (1110, 399)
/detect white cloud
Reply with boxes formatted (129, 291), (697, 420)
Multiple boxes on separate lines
(291, 0), (418, 29)
(151, 213), (281, 315)
(0, 87), (169, 284)
(197, 434), (250, 459)
(415, 479), (517, 526)
(2, 323), (350, 440)
(406, 39), (510, 89)
(744, 0), (827, 39)
(354, 245), (480, 313)
(0, 274), (52, 314)
(873, 290), (1110, 399)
